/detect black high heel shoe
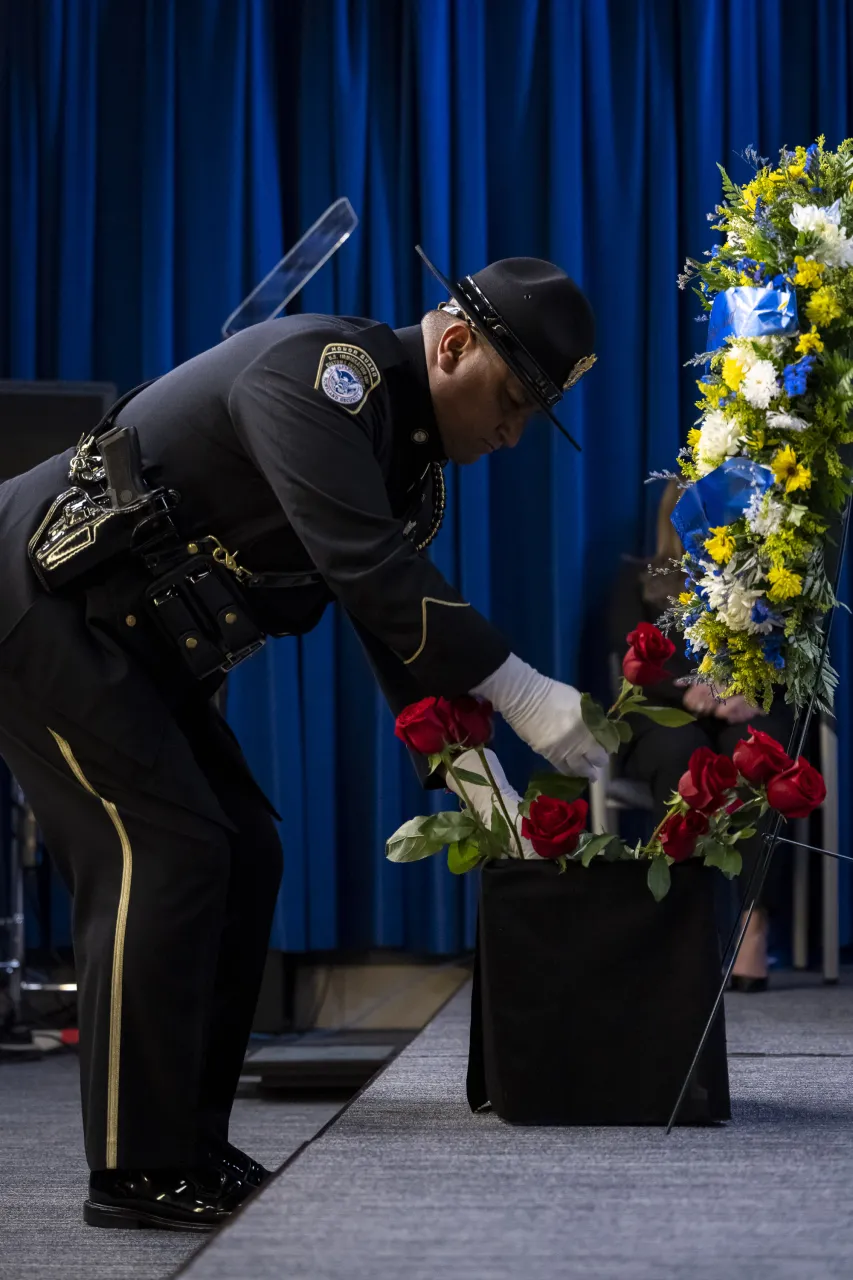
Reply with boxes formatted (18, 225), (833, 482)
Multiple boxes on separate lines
(730, 975), (768, 993)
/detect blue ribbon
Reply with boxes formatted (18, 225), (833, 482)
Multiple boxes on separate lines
(707, 285), (799, 351)
(671, 457), (775, 555)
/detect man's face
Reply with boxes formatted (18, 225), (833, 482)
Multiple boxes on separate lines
(428, 321), (540, 465)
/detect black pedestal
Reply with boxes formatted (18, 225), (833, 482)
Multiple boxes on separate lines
(467, 859), (730, 1125)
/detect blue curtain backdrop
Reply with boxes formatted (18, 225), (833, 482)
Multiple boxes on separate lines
(1, 0), (851, 954)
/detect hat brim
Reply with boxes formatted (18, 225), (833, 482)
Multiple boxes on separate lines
(415, 245), (581, 452)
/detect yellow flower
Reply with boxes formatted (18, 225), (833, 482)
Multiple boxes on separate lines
(741, 182), (759, 214)
(796, 327), (824, 356)
(687, 427), (701, 448)
(787, 163), (805, 180)
(698, 381), (727, 408)
(771, 445), (812, 494)
(792, 256), (826, 289)
(704, 526), (735, 564)
(722, 354), (745, 390)
(679, 592), (693, 606)
(806, 285), (842, 328)
(767, 566), (803, 602)
(699, 655), (714, 675)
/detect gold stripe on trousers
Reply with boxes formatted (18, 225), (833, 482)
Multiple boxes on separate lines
(48, 729), (133, 1170)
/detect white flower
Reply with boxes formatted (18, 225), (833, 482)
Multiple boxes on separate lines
(790, 200), (853, 267)
(697, 409), (742, 467)
(813, 223), (853, 268)
(730, 340), (759, 373)
(697, 567), (731, 612)
(718, 582), (764, 633)
(740, 359), (779, 409)
(766, 410), (809, 433)
(790, 199), (841, 234)
(683, 622), (708, 653)
(745, 492), (786, 536)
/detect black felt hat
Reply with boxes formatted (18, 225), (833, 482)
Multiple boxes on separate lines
(415, 247), (596, 450)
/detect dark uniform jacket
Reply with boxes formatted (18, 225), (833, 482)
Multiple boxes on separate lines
(0, 317), (510, 818)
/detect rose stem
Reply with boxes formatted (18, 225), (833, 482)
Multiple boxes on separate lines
(443, 755), (491, 846)
(475, 747), (525, 860)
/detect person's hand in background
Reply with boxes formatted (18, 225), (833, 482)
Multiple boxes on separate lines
(682, 683), (718, 717)
(714, 694), (764, 725)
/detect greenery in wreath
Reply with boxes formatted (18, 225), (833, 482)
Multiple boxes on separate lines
(672, 137), (853, 712)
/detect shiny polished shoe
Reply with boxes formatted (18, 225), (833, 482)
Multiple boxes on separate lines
(84, 1165), (254, 1232)
(210, 1140), (273, 1189)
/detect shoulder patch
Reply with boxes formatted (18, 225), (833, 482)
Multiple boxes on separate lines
(314, 343), (382, 415)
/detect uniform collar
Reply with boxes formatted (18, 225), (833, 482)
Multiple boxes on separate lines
(393, 325), (446, 464)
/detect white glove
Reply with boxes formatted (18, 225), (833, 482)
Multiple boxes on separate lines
(445, 748), (539, 860)
(473, 654), (609, 780)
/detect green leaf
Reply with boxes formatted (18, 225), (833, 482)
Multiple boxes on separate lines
(452, 768), (489, 787)
(576, 832), (622, 867)
(527, 773), (588, 802)
(647, 858), (672, 902)
(385, 810), (476, 863)
(616, 719), (634, 744)
(581, 693), (622, 754)
(733, 826), (757, 842)
(427, 753), (443, 776)
(603, 837), (630, 862)
(632, 706), (696, 727)
(447, 838), (482, 876)
(727, 798), (761, 828)
(423, 810), (478, 845)
(386, 836), (440, 864)
(702, 842), (743, 878)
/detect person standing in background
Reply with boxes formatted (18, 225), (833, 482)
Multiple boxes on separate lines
(609, 479), (793, 990)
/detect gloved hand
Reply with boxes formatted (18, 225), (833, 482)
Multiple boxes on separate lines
(473, 654), (610, 780)
(445, 748), (539, 860)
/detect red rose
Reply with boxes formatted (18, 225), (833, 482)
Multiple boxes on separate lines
(622, 621), (676, 686)
(767, 757), (827, 819)
(395, 695), (493, 755)
(521, 796), (588, 859)
(658, 809), (710, 862)
(394, 697), (449, 755)
(678, 746), (738, 814)
(732, 727), (793, 786)
(443, 695), (494, 749)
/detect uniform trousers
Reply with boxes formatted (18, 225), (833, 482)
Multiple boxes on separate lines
(0, 667), (282, 1172)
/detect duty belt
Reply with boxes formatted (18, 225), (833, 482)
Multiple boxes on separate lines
(27, 381), (318, 681)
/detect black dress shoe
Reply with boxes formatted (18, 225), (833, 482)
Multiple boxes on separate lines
(84, 1165), (254, 1232)
(210, 1140), (272, 1189)
(730, 975), (769, 993)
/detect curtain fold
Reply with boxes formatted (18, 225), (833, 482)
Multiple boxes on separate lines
(2, 0), (851, 954)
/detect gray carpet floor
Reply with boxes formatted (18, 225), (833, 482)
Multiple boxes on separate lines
(180, 973), (853, 1280)
(0, 1053), (342, 1280)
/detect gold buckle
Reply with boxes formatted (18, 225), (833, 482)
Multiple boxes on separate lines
(186, 535), (253, 583)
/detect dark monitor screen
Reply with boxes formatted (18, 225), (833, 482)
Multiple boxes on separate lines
(0, 381), (116, 480)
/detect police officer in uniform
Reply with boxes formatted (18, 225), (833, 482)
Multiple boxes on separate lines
(0, 248), (605, 1230)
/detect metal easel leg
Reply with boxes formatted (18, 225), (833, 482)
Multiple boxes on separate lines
(819, 718), (840, 984)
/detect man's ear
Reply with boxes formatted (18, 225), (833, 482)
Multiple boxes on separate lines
(436, 320), (476, 374)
